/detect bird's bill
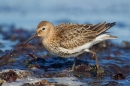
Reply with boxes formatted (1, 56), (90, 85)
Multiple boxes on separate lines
(23, 33), (37, 45)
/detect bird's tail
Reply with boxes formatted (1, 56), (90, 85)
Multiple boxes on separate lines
(90, 22), (116, 36)
(93, 34), (117, 45)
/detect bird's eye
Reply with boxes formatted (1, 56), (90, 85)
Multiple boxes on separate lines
(42, 28), (45, 30)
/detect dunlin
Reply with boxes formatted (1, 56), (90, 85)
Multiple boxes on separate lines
(24, 21), (117, 71)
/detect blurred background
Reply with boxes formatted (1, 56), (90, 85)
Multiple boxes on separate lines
(0, 0), (130, 50)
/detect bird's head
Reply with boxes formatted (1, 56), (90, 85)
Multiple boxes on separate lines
(24, 21), (54, 45)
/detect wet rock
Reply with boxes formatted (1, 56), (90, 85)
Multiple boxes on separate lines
(56, 72), (68, 77)
(0, 79), (6, 85)
(112, 73), (126, 80)
(75, 64), (92, 72)
(0, 70), (18, 82)
(0, 54), (16, 67)
(122, 41), (130, 49)
(42, 72), (59, 78)
(102, 81), (124, 86)
(27, 53), (38, 60)
(22, 79), (56, 86)
(75, 64), (105, 77)
(17, 70), (30, 79)
(96, 66), (105, 75)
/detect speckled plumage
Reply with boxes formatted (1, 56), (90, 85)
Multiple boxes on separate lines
(36, 21), (116, 57)
(24, 21), (117, 71)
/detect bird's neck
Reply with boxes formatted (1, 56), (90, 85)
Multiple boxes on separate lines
(43, 28), (56, 44)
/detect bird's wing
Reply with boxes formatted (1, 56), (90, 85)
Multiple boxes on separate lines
(55, 22), (116, 49)
(55, 23), (97, 49)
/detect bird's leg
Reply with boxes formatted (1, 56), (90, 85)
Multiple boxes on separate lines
(85, 49), (99, 68)
(85, 49), (105, 75)
(71, 57), (77, 71)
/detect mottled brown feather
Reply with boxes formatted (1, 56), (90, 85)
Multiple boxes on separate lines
(37, 21), (51, 29)
(54, 22), (116, 49)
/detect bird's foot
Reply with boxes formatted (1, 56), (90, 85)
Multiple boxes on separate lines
(91, 52), (104, 75)
(96, 66), (104, 75)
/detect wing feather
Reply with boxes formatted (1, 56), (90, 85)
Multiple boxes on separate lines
(55, 22), (116, 49)
(55, 24), (96, 49)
